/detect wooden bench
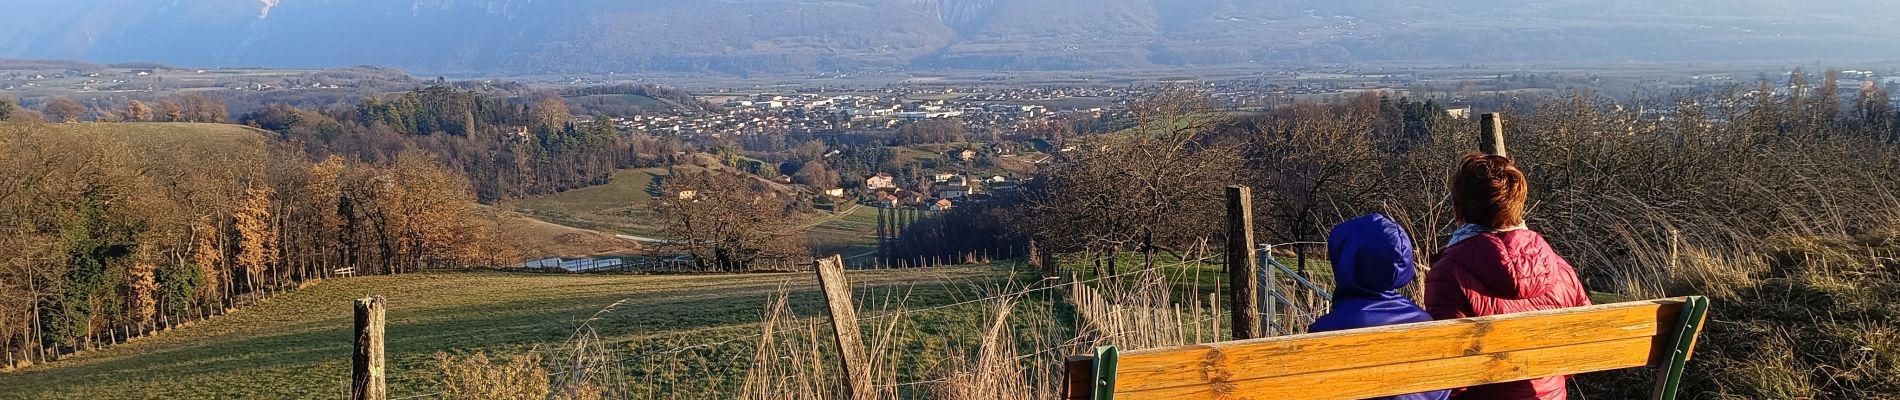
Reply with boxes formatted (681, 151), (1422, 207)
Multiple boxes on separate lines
(1062, 296), (1710, 400)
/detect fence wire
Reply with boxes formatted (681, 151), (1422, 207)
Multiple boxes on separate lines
(388, 254), (1223, 399)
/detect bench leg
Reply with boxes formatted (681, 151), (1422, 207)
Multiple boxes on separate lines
(1651, 296), (1710, 400)
(1094, 346), (1119, 400)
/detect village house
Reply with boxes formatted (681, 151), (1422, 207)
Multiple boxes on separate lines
(1444, 107), (1473, 119)
(865, 173), (897, 190)
(935, 183), (975, 199)
(948, 148), (979, 161)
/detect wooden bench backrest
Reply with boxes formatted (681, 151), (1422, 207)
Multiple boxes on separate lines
(1065, 297), (1710, 400)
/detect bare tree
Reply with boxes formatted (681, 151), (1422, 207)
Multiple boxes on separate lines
(45, 97), (85, 123)
(1028, 87), (1241, 271)
(655, 171), (805, 271)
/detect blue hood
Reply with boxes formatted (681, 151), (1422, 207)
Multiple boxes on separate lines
(1306, 214), (1447, 400)
(1309, 213), (1434, 332)
(1328, 213), (1417, 301)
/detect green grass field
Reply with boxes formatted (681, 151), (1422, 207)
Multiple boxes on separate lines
(806, 204), (881, 256)
(511, 168), (670, 237)
(0, 267), (1050, 399)
(511, 166), (886, 248)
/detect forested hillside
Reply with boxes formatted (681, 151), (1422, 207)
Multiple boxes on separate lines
(244, 86), (681, 202)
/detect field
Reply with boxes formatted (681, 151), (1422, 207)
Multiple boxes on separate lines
(806, 204), (881, 256)
(477, 206), (644, 258)
(0, 267), (1039, 399)
(509, 164), (884, 248)
(511, 167), (671, 237)
(15, 121), (272, 153)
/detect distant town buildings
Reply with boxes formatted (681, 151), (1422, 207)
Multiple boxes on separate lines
(1444, 107), (1472, 119)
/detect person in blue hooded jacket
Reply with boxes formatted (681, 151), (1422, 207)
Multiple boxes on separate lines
(1308, 213), (1450, 400)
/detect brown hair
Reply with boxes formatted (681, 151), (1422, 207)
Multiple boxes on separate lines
(1450, 153), (1528, 228)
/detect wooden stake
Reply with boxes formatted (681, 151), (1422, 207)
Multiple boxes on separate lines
(1062, 355), (1097, 400)
(815, 255), (873, 400)
(351, 296), (386, 400)
(1480, 113), (1508, 157)
(1225, 185), (1260, 340)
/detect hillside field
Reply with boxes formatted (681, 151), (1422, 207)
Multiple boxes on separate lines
(511, 167), (672, 238)
(0, 267), (1034, 399)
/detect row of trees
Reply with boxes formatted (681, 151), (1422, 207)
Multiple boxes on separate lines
(16, 93), (228, 124)
(1016, 73), (1900, 278)
(244, 87), (683, 202)
(0, 125), (503, 368)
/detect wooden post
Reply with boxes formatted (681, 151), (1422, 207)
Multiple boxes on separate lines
(351, 296), (386, 400)
(815, 255), (873, 400)
(1062, 355), (1096, 400)
(1225, 185), (1260, 340)
(1480, 112), (1508, 157)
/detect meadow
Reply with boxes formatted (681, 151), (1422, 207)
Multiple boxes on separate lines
(0, 267), (1037, 399)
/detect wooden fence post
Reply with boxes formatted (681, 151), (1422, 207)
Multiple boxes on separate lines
(1062, 355), (1097, 400)
(815, 255), (873, 400)
(351, 296), (386, 400)
(1480, 112), (1508, 157)
(1225, 185), (1260, 340)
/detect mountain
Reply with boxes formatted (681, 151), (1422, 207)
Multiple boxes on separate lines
(3, 0), (1899, 74)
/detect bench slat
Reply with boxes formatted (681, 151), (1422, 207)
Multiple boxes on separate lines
(1123, 336), (1660, 399)
(1112, 298), (1688, 395)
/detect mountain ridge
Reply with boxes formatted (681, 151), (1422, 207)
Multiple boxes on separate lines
(3, 0), (1897, 74)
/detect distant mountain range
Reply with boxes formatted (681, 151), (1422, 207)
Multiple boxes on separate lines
(4, 0), (1899, 75)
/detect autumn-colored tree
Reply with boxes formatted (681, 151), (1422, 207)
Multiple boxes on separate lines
(305, 156), (346, 276)
(125, 261), (158, 330)
(45, 97), (85, 123)
(384, 152), (486, 271)
(178, 93), (227, 123)
(126, 100), (154, 122)
(159, 101), (185, 122)
(233, 185), (277, 295)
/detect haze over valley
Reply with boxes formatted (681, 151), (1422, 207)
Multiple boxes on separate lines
(5, 0), (1900, 74)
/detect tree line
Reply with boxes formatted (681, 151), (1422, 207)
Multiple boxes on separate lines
(242, 86), (683, 203)
(0, 124), (508, 368)
(947, 71), (1900, 283)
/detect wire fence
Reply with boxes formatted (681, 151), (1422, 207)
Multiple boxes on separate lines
(1257, 242), (1338, 336)
(385, 253), (1225, 399)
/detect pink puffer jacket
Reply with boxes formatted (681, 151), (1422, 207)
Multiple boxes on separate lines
(1426, 229), (1592, 400)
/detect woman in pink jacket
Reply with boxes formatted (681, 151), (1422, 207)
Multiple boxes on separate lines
(1426, 154), (1592, 400)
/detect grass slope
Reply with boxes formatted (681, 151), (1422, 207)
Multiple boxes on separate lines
(510, 165), (885, 250)
(512, 167), (671, 237)
(8, 121), (273, 159)
(0, 267), (1030, 399)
